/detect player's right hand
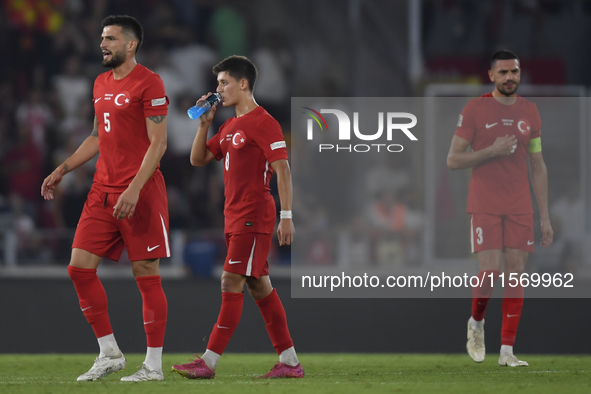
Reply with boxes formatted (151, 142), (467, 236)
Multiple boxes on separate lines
(41, 169), (64, 200)
(196, 93), (217, 125)
(277, 219), (295, 246)
(490, 134), (518, 156)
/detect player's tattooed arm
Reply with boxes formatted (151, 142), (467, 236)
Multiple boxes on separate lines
(148, 115), (166, 124)
(91, 115), (99, 137)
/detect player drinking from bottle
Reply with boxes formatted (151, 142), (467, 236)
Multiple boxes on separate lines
(172, 55), (303, 379)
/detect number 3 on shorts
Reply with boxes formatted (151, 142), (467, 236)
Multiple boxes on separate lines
(476, 227), (483, 245)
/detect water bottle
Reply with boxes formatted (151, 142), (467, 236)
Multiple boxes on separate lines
(187, 93), (222, 120)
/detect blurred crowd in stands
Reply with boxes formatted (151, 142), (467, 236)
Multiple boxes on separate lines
(1, 0), (588, 270)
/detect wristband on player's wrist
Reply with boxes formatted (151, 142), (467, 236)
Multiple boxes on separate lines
(280, 210), (292, 220)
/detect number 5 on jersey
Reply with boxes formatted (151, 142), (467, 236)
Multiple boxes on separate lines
(104, 113), (111, 132)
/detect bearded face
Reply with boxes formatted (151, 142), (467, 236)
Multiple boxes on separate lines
(495, 78), (519, 96)
(489, 59), (521, 97)
(102, 46), (127, 68)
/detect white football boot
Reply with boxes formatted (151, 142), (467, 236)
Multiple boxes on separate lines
(466, 318), (485, 362)
(121, 363), (164, 382)
(77, 354), (127, 381)
(499, 352), (528, 367)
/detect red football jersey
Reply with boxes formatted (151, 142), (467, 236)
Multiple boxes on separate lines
(455, 93), (542, 214)
(206, 106), (288, 234)
(93, 64), (169, 192)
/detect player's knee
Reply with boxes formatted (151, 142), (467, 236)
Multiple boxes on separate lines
(132, 259), (159, 277)
(246, 278), (273, 300)
(69, 248), (102, 270)
(246, 286), (268, 300)
(246, 284), (260, 299)
(504, 250), (528, 273)
(505, 262), (526, 275)
(220, 271), (245, 293)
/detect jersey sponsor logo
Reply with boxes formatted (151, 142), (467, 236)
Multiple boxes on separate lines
(144, 320), (155, 325)
(270, 141), (286, 150)
(517, 119), (531, 134)
(81, 306), (93, 311)
(147, 245), (160, 252)
(114, 91), (131, 109)
(94, 97), (102, 104)
(457, 114), (463, 127)
(245, 222), (253, 226)
(228, 259), (242, 264)
(151, 97), (166, 107)
(527, 240), (534, 245)
(232, 130), (246, 149)
(485, 122), (498, 129)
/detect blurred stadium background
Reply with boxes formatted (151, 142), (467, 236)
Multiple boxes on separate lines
(1, 0), (590, 353)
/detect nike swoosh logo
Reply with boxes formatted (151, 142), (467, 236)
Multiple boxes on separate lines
(527, 241), (534, 245)
(228, 259), (241, 264)
(217, 325), (229, 329)
(147, 245), (160, 252)
(81, 306), (93, 311)
(485, 122), (498, 129)
(94, 97), (102, 104)
(507, 314), (519, 318)
(144, 320), (155, 325)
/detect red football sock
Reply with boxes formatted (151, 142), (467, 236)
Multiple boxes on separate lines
(501, 283), (524, 346)
(207, 292), (244, 355)
(136, 275), (168, 348)
(255, 289), (294, 355)
(471, 270), (500, 321)
(68, 266), (113, 338)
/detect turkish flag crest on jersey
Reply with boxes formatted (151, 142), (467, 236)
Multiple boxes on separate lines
(114, 91), (131, 109)
(517, 118), (531, 135)
(231, 130), (246, 149)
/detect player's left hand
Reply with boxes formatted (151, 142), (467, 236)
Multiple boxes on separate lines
(277, 219), (294, 246)
(540, 218), (553, 248)
(113, 186), (140, 219)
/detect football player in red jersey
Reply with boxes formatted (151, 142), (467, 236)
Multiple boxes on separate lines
(42, 15), (169, 382)
(171, 56), (303, 379)
(447, 50), (553, 367)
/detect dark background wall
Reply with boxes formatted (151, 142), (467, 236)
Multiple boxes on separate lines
(1, 279), (589, 354)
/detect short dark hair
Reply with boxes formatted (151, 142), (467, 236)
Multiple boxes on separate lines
(212, 56), (258, 92)
(102, 15), (143, 54)
(490, 49), (519, 69)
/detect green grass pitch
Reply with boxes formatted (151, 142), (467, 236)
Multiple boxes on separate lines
(1, 354), (590, 394)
